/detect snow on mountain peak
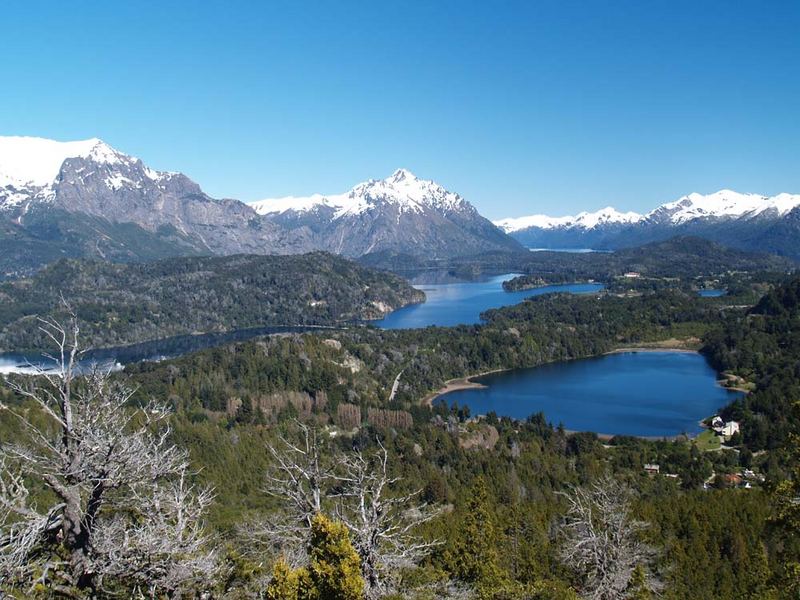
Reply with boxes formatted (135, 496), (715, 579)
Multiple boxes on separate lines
(389, 167), (415, 182)
(495, 206), (642, 233)
(495, 189), (800, 234)
(647, 189), (800, 223)
(251, 169), (471, 218)
(0, 136), (127, 189)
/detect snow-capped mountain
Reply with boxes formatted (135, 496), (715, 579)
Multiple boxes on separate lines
(645, 190), (800, 224)
(0, 138), (521, 278)
(0, 136), (311, 278)
(496, 190), (800, 259)
(252, 168), (472, 219)
(252, 169), (522, 258)
(0, 136), (164, 210)
(496, 207), (643, 233)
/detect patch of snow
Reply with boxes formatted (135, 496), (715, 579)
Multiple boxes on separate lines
(105, 173), (135, 191)
(0, 136), (126, 188)
(144, 166), (168, 181)
(0, 189), (31, 209)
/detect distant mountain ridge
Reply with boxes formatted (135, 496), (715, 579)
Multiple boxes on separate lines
(496, 190), (800, 259)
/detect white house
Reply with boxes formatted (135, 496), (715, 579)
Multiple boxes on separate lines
(721, 421), (740, 438)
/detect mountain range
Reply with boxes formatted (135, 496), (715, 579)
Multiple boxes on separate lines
(0, 136), (518, 278)
(496, 190), (800, 259)
(1, 135), (798, 280)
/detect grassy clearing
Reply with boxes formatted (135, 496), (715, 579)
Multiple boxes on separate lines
(694, 428), (722, 451)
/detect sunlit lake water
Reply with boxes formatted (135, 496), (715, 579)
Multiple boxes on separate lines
(442, 351), (742, 437)
(374, 274), (604, 329)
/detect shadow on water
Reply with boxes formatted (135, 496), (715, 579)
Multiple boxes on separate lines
(0, 325), (342, 374)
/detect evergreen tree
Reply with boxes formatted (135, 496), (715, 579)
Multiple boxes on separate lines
(626, 565), (651, 600)
(771, 404), (800, 598)
(442, 476), (508, 595)
(266, 514), (365, 600)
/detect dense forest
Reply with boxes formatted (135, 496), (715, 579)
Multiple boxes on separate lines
(0, 252), (424, 352)
(362, 236), (795, 284)
(1, 255), (799, 598)
(703, 278), (800, 451)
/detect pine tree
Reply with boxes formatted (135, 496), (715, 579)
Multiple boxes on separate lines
(626, 565), (652, 600)
(265, 514), (365, 600)
(772, 411), (800, 598)
(305, 513), (365, 600)
(443, 476), (507, 595)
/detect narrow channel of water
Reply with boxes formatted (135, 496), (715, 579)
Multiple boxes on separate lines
(374, 274), (604, 329)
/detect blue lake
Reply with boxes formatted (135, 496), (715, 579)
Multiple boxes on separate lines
(0, 325), (334, 374)
(528, 248), (612, 253)
(374, 274), (604, 329)
(442, 351), (742, 437)
(698, 289), (727, 297)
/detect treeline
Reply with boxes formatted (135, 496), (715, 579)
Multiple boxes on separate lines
(0, 252), (424, 351)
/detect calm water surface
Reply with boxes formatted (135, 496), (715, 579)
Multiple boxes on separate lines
(443, 351), (742, 437)
(0, 325), (335, 374)
(374, 274), (604, 329)
(698, 289), (727, 297)
(528, 248), (612, 253)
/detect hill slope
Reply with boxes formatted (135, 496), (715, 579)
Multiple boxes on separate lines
(0, 252), (424, 351)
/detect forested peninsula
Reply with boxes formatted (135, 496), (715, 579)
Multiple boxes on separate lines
(0, 252), (424, 351)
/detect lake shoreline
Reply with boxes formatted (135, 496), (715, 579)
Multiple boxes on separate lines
(423, 344), (731, 440)
(603, 347), (699, 355)
(425, 346), (704, 406)
(422, 369), (505, 406)
(562, 428), (691, 442)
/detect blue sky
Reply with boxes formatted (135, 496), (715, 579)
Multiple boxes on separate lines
(2, 1), (798, 218)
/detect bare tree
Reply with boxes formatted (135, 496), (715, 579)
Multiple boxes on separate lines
(252, 423), (440, 597)
(557, 475), (657, 600)
(335, 442), (441, 599)
(0, 316), (216, 598)
(245, 421), (338, 566)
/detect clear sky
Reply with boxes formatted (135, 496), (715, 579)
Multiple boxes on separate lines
(2, 1), (799, 218)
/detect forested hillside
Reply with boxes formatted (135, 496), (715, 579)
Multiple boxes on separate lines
(703, 277), (800, 451)
(361, 236), (794, 286)
(2, 270), (799, 598)
(0, 252), (424, 351)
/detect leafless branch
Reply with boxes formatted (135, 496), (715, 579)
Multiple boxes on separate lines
(557, 475), (658, 600)
(0, 316), (216, 597)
